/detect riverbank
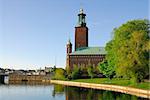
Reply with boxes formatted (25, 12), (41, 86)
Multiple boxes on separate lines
(73, 78), (150, 90)
(50, 80), (150, 99)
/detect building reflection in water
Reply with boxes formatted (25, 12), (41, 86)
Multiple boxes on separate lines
(52, 84), (147, 100)
(9, 81), (51, 85)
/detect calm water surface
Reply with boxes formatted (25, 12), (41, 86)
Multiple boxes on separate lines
(0, 84), (148, 100)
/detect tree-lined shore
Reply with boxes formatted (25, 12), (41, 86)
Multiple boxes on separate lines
(51, 19), (150, 90)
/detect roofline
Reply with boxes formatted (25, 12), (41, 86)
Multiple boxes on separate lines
(69, 54), (106, 56)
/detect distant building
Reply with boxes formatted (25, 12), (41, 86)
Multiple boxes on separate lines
(45, 67), (53, 73)
(66, 9), (106, 70)
(0, 68), (5, 73)
(4, 69), (14, 74)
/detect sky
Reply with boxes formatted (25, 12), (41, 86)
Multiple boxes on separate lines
(0, 0), (149, 69)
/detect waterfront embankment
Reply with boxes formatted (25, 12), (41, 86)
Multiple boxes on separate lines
(50, 80), (150, 99)
(8, 74), (51, 84)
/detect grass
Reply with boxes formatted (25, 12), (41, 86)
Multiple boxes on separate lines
(72, 78), (150, 90)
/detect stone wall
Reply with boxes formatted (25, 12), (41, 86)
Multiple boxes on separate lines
(9, 74), (46, 82)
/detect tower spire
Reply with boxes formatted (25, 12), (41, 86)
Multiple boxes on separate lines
(67, 37), (71, 44)
(79, 8), (84, 14)
(75, 8), (88, 51)
(66, 38), (72, 54)
(77, 8), (86, 27)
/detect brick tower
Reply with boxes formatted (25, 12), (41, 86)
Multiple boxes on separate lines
(66, 39), (72, 67)
(75, 8), (88, 51)
(66, 39), (72, 54)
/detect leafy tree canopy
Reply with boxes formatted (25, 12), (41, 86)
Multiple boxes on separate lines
(98, 60), (115, 79)
(105, 19), (149, 82)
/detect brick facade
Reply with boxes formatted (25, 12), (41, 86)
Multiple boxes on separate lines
(68, 54), (105, 70)
(75, 27), (88, 51)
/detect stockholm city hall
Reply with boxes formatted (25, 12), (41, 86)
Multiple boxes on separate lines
(66, 9), (106, 71)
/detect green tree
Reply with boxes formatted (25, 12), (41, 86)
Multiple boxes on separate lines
(53, 65), (56, 72)
(52, 68), (66, 80)
(65, 66), (71, 79)
(105, 39), (116, 78)
(71, 65), (80, 79)
(87, 64), (94, 79)
(106, 19), (149, 82)
(98, 60), (115, 79)
(80, 64), (87, 74)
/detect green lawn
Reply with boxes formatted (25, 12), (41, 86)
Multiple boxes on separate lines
(72, 78), (150, 90)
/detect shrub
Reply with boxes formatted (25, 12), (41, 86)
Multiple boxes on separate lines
(71, 65), (80, 79)
(52, 68), (66, 80)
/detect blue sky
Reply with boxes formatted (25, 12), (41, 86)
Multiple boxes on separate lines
(0, 0), (149, 69)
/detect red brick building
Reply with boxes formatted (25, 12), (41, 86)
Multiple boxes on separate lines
(66, 9), (106, 70)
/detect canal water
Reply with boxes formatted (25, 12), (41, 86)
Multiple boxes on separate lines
(0, 84), (148, 100)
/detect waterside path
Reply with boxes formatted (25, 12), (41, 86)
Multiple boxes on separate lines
(47, 80), (150, 99)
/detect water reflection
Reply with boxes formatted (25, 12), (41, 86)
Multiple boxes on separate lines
(9, 81), (51, 85)
(53, 84), (148, 100)
(0, 83), (148, 100)
(52, 84), (64, 97)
